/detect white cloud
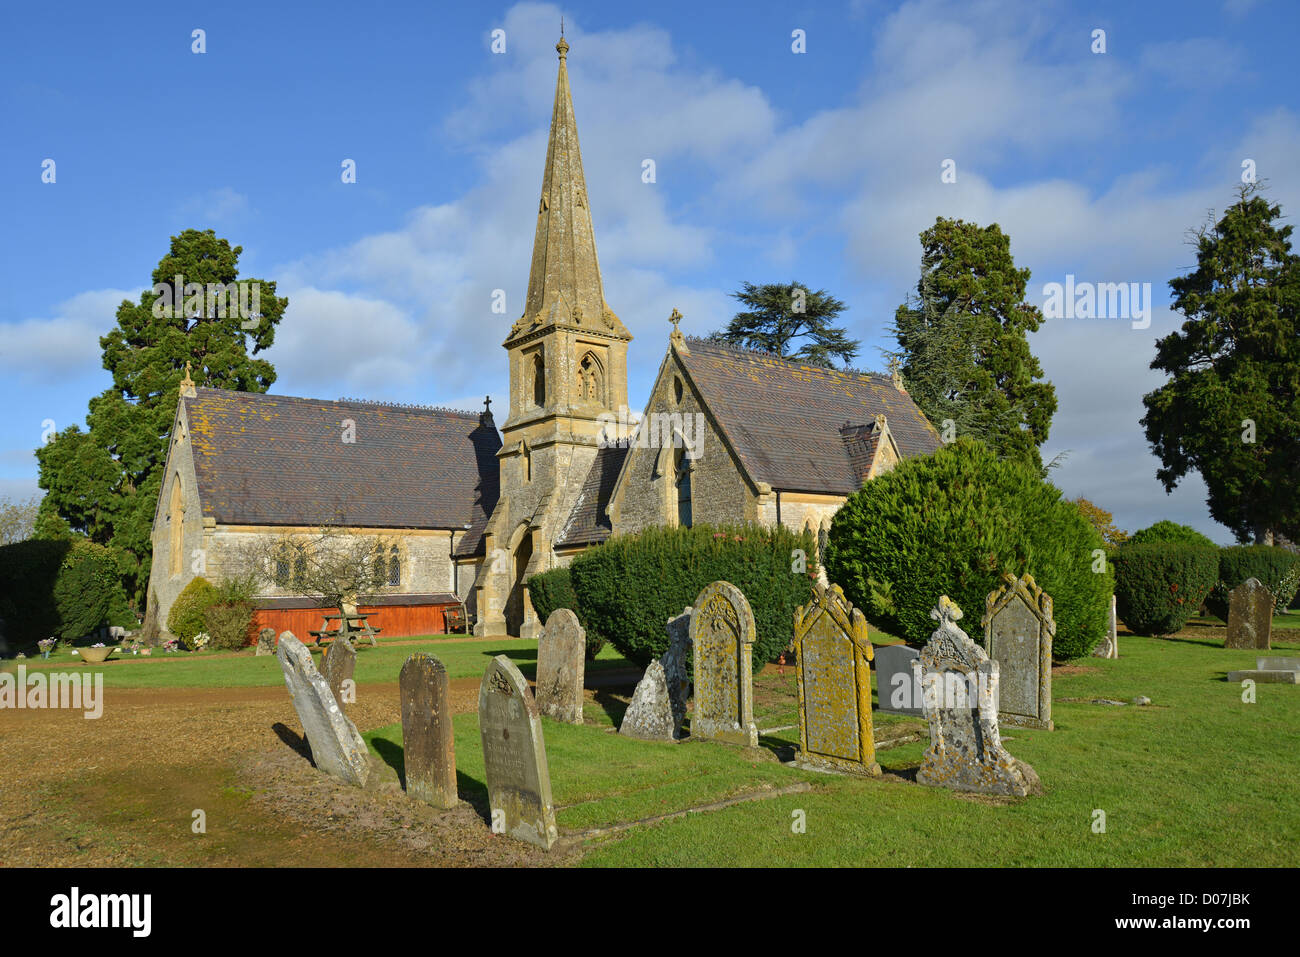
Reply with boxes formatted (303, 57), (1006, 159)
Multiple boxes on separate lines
(0, 288), (140, 381)
(177, 187), (251, 223)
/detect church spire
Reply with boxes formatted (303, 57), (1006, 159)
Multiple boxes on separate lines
(514, 35), (628, 340)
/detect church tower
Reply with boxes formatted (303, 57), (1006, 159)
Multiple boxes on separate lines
(473, 35), (632, 637)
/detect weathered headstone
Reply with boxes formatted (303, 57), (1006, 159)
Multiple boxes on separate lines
(320, 634), (357, 713)
(981, 572), (1055, 730)
(1226, 668), (1298, 685)
(478, 655), (557, 850)
(1226, 578), (1273, 650)
(874, 644), (922, 715)
(1094, 595), (1119, 659)
(256, 627), (276, 656)
(534, 608), (585, 724)
(620, 606), (692, 740)
(400, 653), (457, 808)
(793, 582), (880, 776)
(1257, 656), (1300, 672)
(275, 631), (371, 787)
(690, 582), (758, 747)
(914, 597), (1040, 797)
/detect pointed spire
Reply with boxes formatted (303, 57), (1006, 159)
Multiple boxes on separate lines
(515, 35), (627, 340)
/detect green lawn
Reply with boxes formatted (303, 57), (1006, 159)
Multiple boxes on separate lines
(364, 631), (1299, 866)
(2, 636), (634, 689)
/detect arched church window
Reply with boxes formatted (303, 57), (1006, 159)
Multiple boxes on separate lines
(373, 545), (387, 583)
(673, 376), (684, 404)
(168, 474), (184, 576)
(388, 545), (401, 586)
(818, 525), (829, 568)
(532, 353), (546, 407)
(675, 447), (692, 528)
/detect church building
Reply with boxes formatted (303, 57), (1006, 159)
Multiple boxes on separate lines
(144, 36), (942, 642)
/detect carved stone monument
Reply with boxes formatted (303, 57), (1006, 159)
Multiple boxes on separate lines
(534, 608), (585, 724)
(478, 655), (558, 850)
(914, 598), (1040, 797)
(981, 572), (1055, 730)
(690, 582), (758, 747)
(874, 644), (922, 715)
(321, 634), (357, 714)
(400, 653), (457, 808)
(276, 631), (371, 787)
(620, 606), (692, 741)
(1226, 578), (1273, 650)
(256, 626), (277, 656)
(793, 582), (880, 776)
(1094, 595), (1119, 659)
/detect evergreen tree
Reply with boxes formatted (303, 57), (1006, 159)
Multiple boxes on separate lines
(890, 217), (1057, 470)
(712, 281), (859, 367)
(1141, 183), (1300, 545)
(35, 229), (288, 605)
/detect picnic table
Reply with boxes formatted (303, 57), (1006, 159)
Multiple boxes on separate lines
(308, 611), (382, 647)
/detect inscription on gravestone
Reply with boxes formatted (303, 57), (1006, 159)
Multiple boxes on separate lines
(400, 653), (457, 808)
(478, 655), (557, 850)
(690, 582), (758, 747)
(981, 572), (1054, 730)
(535, 608), (585, 724)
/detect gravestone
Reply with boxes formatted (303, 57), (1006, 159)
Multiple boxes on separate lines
(256, 627), (276, 656)
(478, 655), (557, 850)
(981, 572), (1055, 730)
(913, 597), (1040, 797)
(793, 582), (880, 776)
(1226, 668), (1298, 685)
(275, 631), (371, 787)
(400, 653), (457, 808)
(321, 635), (356, 713)
(1226, 578), (1273, 650)
(690, 582), (758, 747)
(534, 608), (585, 724)
(1094, 595), (1119, 659)
(1257, 656), (1300, 672)
(620, 606), (692, 741)
(874, 644), (922, 715)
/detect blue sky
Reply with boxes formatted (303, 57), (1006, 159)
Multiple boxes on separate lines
(2, 0), (1297, 542)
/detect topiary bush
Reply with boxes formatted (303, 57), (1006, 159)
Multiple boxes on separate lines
(526, 566), (604, 659)
(1126, 520), (1217, 549)
(1204, 545), (1300, 619)
(203, 601), (254, 651)
(167, 576), (219, 643)
(568, 523), (815, 674)
(51, 541), (136, 641)
(1110, 543), (1219, 637)
(823, 438), (1112, 660)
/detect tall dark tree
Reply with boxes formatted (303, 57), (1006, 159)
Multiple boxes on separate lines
(1141, 184), (1300, 545)
(711, 281), (859, 367)
(35, 229), (288, 605)
(890, 217), (1057, 470)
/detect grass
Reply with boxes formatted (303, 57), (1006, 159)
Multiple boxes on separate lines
(1, 636), (635, 689)
(361, 630), (1300, 866)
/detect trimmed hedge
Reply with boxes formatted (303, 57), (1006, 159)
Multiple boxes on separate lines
(167, 577), (219, 643)
(823, 438), (1112, 660)
(1205, 545), (1300, 619)
(1127, 521), (1217, 549)
(526, 566), (605, 659)
(0, 538), (134, 648)
(1111, 543), (1219, 636)
(568, 523), (815, 674)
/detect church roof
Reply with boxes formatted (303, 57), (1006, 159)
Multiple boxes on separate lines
(556, 443), (628, 548)
(181, 388), (500, 554)
(675, 339), (943, 495)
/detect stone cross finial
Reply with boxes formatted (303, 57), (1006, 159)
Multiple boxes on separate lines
(888, 357), (905, 391)
(931, 595), (963, 626)
(484, 395), (492, 413)
(179, 360), (196, 398)
(668, 308), (687, 350)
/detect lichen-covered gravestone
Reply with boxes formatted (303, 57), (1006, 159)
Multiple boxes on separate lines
(534, 608), (585, 724)
(478, 655), (558, 850)
(1094, 595), (1119, 660)
(400, 653), (457, 808)
(914, 598), (1040, 797)
(1226, 578), (1273, 650)
(981, 572), (1055, 730)
(793, 582), (880, 776)
(321, 635), (356, 714)
(256, 627), (276, 656)
(691, 582), (758, 747)
(874, 644), (922, 715)
(276, 631), (371, 787)
(620, 606), (692, 740)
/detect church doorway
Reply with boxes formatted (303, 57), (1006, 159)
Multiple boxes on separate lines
(505, 531), (534, 637)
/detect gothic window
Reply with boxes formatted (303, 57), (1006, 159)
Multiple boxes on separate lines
(532, 353), (546, 407)
(372, 545), (387, 583)
(388, 545), (401, 586)
(578, 352), (603, 404)
(522, 441), (532, 482)
(818, 525), (829, 568)
(275, 542), (307, 589)
(675, 447), (692, 528)
(292, 546), (307, 588)
(673, 376), (684, 403)
(168, 475), (184, 576)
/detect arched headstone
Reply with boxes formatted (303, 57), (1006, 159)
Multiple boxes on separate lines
(535, 609), (585, 724)
(690, 582), (758, 747)
(981, 572), (1055, 730)
(478, 655), (557, 850)
(401, 653), (458, 808)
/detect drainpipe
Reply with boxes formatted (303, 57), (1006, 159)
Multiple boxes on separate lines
(776, 489), (782, 527)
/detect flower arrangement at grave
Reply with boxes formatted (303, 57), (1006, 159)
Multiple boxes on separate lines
(38, 638), (57, 659)
(163, 638), (179, 653)
(191, 632), (211, 651)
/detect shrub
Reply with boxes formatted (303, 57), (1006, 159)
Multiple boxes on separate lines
(0, 538), (133, 648)
(1126, 520), (1217, 549)
(203, 601), (254, 651)
(167, 577), (219, 643)
(51, 542), (136, 640)
(823, 438), (1112, 660)
(568, 523), (815, 674)
(1110, 544), (1219, 636)
(1204, 545), (1300, 619)
(526, 566), (605, 659)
